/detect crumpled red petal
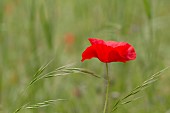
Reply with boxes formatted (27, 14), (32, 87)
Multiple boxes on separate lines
(88, 38), (105, 45)
(81, 38), (136, 63)
(81, 45), (97, 62)
(82, 44), (114, 63)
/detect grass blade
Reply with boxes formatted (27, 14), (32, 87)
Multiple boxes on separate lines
(143, 0), (152, 19)
(26, 99), (67, 109)
(13, 99), (66, 113)
(111, 66), (169, 112)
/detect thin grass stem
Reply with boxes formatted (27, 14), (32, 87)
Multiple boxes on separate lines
(103, 63), (110, 113)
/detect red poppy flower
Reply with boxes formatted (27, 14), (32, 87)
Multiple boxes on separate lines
(81, 38), (136, 63)
(64, 33), (75, 46)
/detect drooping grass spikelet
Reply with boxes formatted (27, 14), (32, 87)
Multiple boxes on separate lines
(33, 58), (54, 78)
(13, 103), (28, 113)
(26, 99), (67, 109)
(13, 99), (66, 113)
(29, 63), (101, 85)
(14, 60), (100, 113)
(111, 66), (169, 112)
(28, 61), (74, 88)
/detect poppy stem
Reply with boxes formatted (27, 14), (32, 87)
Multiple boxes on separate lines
(103, 63), (110, 113)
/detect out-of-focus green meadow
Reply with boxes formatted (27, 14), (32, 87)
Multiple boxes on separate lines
(1, 0), (170, 113)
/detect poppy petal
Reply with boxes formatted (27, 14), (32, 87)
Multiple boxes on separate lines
(82, 38), (136, 63)
(82, 44), (115, 63)
(94, 44), (113, 63)
(81, 45), (97, 62)
(125, 46), (136, 60)
(105, 41), (125, 48)
(108, 49), (126, 62)
(88, 38), (105, 45)
(114, 43), (136, 61)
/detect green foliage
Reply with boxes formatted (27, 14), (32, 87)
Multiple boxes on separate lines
(111, 66), (169, 112)
(1, 0), (170, 113)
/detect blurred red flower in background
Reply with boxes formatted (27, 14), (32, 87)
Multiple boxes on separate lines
(81, 38), (136, 63)
(64, 33), (75, 53)
(64, 33), (75, 46)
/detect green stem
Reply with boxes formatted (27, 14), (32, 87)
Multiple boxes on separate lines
(103, 63), (110, 113)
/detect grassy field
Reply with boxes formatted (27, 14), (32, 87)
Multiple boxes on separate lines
(1, 0), (170, 113)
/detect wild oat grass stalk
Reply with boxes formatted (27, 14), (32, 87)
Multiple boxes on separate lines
(29, 63), (100, 88)
(111, 66), (169, 112)
(14, 99), (66, 113)
(14, 60), (100, 113)
(26, 99), (67, 109)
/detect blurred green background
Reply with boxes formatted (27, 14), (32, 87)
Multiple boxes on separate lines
(1, 0), (170, 113)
